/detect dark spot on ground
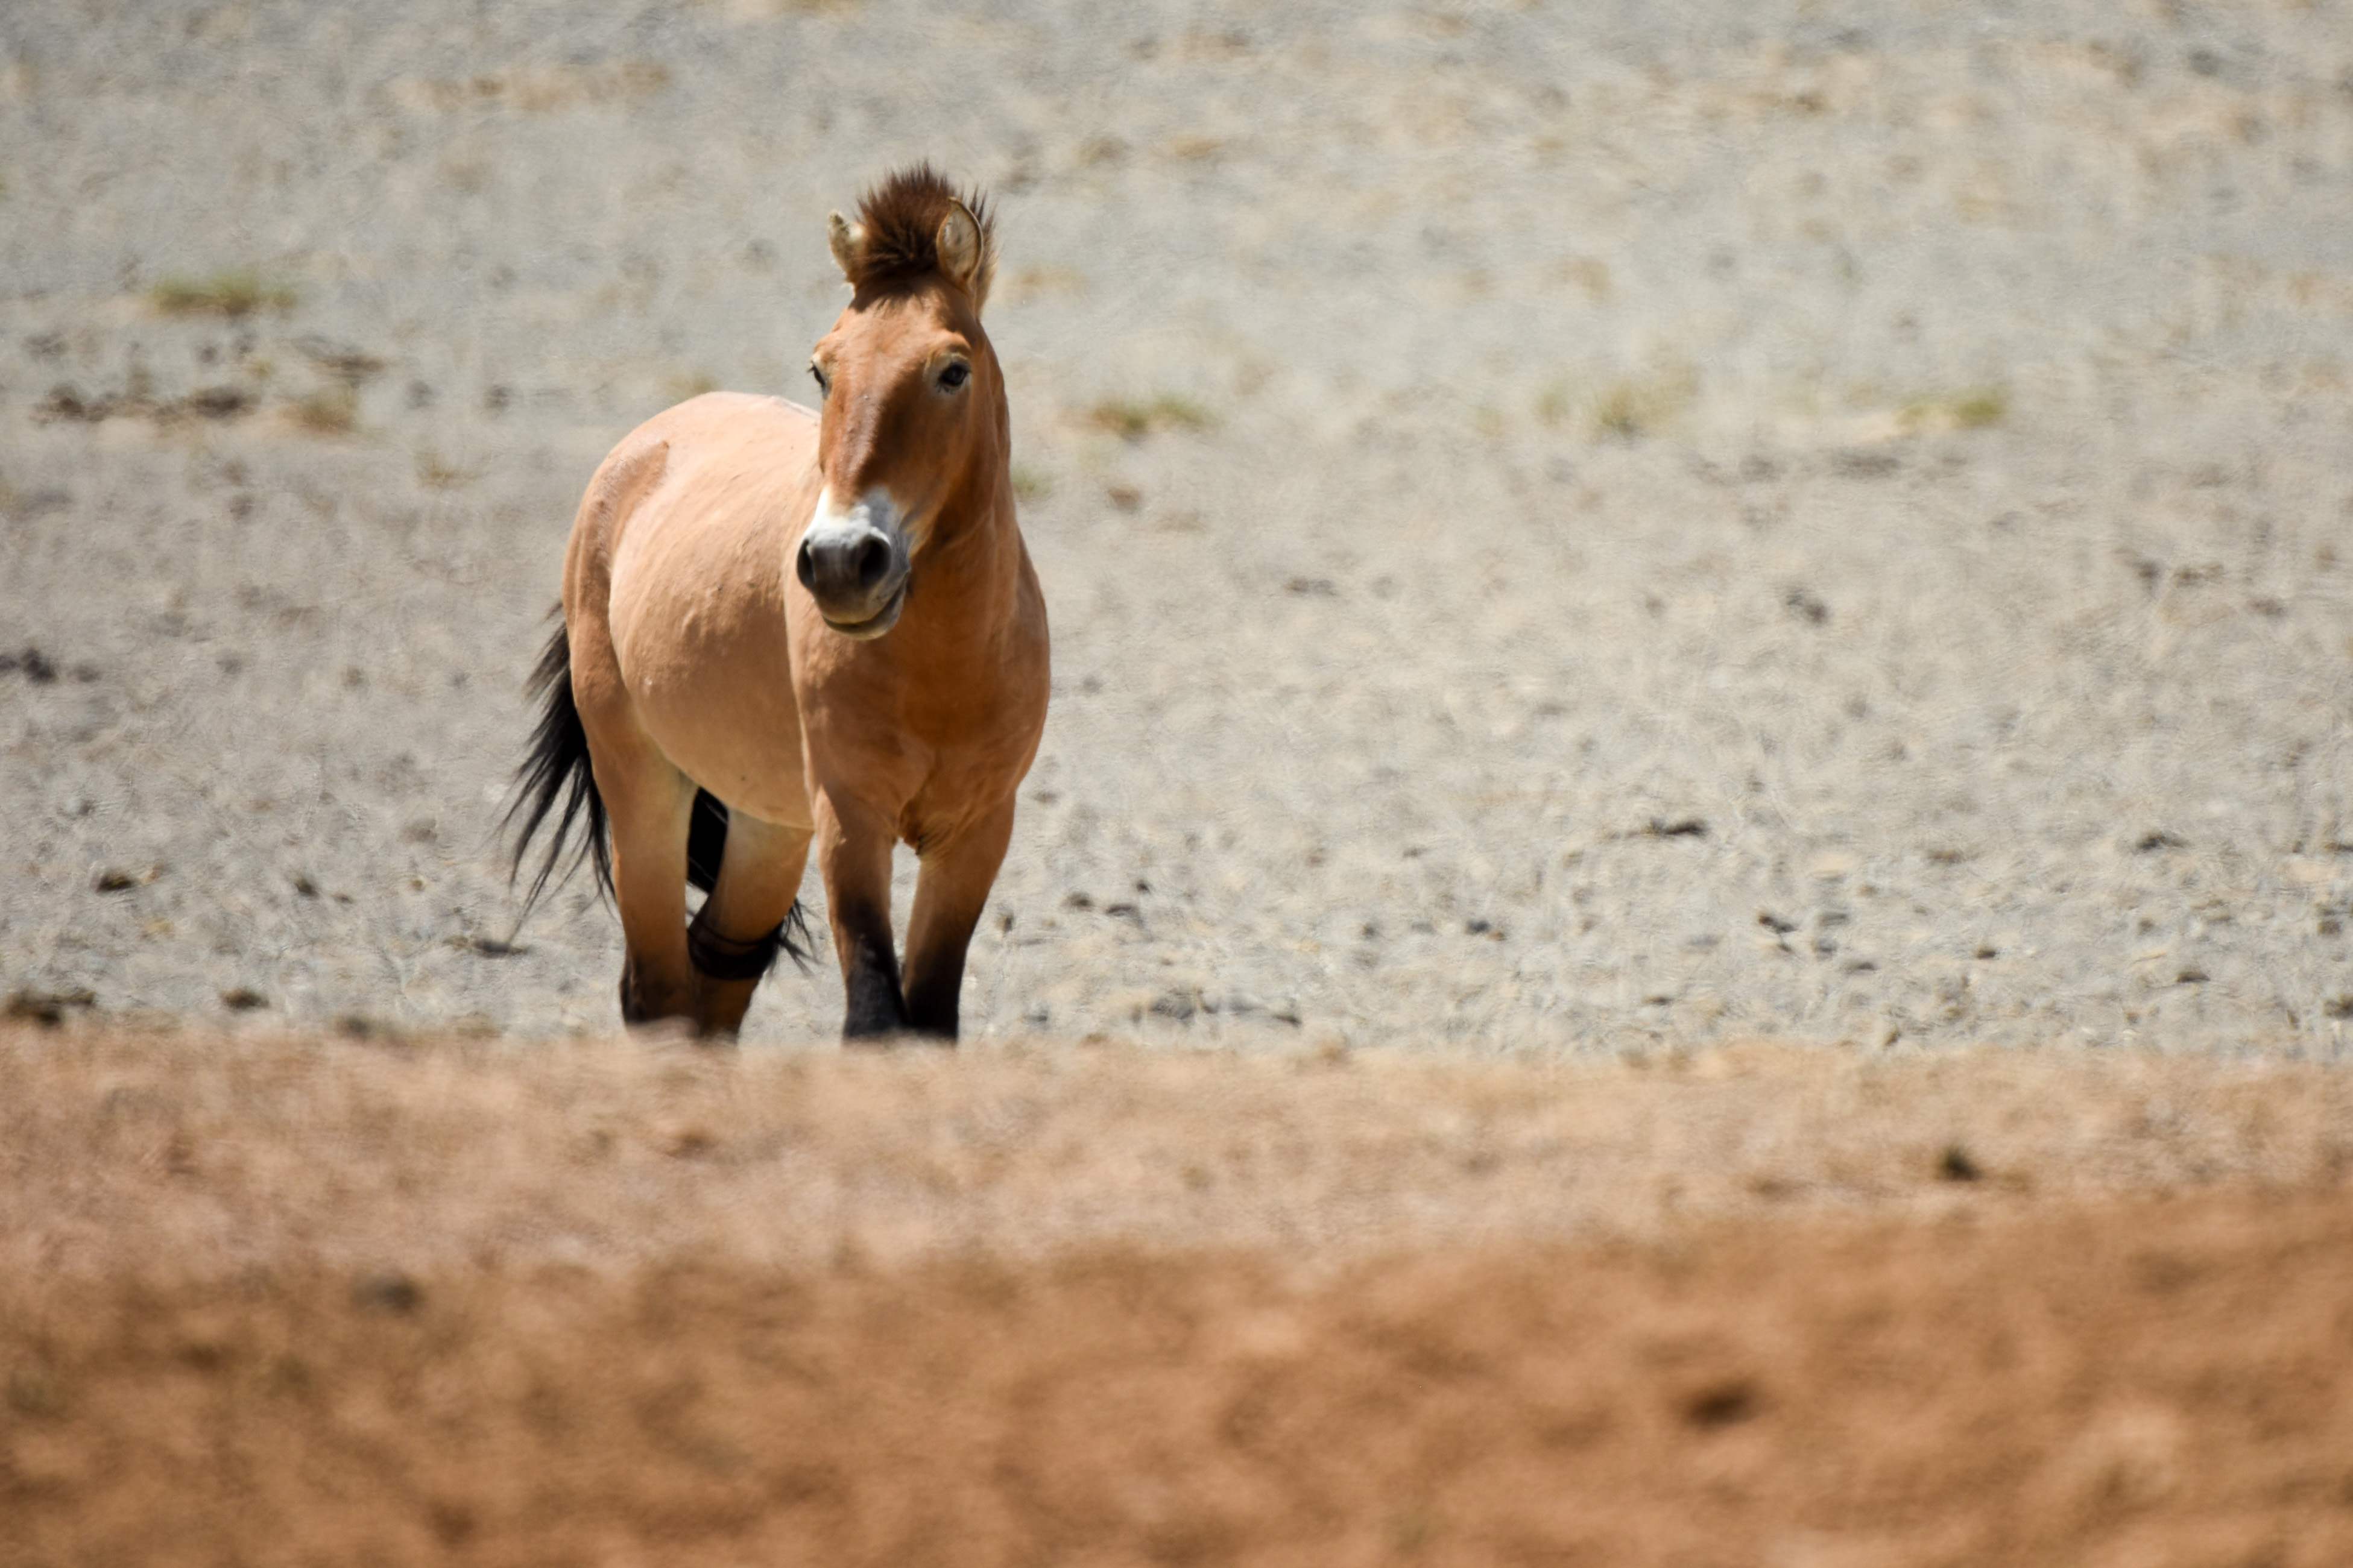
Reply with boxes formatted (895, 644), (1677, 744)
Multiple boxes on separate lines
(451, 935), (526, 958)
(1782, 585), (1831, 625)
(1682, 1380), (1760, 1429)
(1, 646), (59, 683)
(350, 1270), (423, 1315)
(4, 987), (96, 1025)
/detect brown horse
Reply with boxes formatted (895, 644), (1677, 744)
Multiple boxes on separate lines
(508, 165), (1049, 1041)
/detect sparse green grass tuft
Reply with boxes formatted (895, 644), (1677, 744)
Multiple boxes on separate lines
(1537, 366), (1696, 441)
(414, 449), (476, 490)
(286, 385), (358, 436)
(1900, 386), (2009, 434)
(1087, 393), (1214, 441)
(1950, 387), (2009, 429)
(1010, 465), (1052, 503)
(149, 271), (297, 319)
(665, 371), (720, 404)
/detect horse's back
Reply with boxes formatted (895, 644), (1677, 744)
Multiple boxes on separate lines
(573, 392), (823, 828)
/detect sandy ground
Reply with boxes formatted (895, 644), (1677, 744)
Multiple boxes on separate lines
(3, 0), (2352, 1050)
(8, 1025), (2353, 1565)
(6, 0), (2353, 1559)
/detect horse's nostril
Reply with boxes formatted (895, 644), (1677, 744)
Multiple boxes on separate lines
(794, 538), (818, 590)
(853, 535), (891, 590)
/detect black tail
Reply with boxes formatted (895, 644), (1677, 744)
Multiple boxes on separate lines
(508, 616), (611, 912)
(507, 612), (814, 971)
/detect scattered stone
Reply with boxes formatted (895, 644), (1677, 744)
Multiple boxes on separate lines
(1829, 449), (1900, 479)
(295, 336), (388, 385)
(5, 987), (96, 1025)
(1938, 1144), (1983, 1182)
(1150, 987), (1201, 1022)
(1682, 1380), (1760, 1429)
(4, 486), (71, 520)
(1644, 816), (1709, 839)
(93, 865), (161, 892)
(2136, 831), (2188, 852)
(350, 1270), (423, 1315)
(1, 646), (58, 683)
(450, 934), (526, 958)
(34, 384), (106, 422)
(5, 1365), (65, 1418)
(183, 386), (253, 419)
(33, 382), (254, 424)
(1782, 585), (1831, 625)
(660, 1122), (716, 1159)
(220, 987), (268, 1011)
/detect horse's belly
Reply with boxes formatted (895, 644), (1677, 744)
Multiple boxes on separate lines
(617, 617), (812, 828)
(607, 449), (815, 830)
(655, 707), (812, 828)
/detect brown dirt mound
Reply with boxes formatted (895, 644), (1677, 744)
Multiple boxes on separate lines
(5, 1028), (2352, 1564)
(10, 1195), (2353, 1567)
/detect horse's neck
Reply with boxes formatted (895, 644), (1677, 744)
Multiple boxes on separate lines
(920, 479), (1022, 629)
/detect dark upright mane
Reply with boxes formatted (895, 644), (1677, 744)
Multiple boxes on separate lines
(847, 163), (995, 298)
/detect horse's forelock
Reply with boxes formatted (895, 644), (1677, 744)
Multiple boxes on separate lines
(848, 163), (995, 302)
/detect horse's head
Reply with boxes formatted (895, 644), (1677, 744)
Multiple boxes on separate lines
(797, 165), (1002, 641)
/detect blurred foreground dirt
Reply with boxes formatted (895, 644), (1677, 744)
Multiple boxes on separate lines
(6, 1026), (2352, 1565)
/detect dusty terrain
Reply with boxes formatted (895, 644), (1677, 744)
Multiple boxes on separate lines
(5, 0), (2353, 1560)
(8, 1025), (2353, 1566)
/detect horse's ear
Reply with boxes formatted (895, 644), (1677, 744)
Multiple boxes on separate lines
(935, 201), (991, 312)
(827, 211), (865, 283)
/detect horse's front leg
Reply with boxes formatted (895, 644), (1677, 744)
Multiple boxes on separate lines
(901, 799), (1015, 1042)
(813, 789), (908, 1039)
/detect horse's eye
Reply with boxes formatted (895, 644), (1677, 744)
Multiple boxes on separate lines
(809, 364), (829, 395)
(938, 361), (970, 391)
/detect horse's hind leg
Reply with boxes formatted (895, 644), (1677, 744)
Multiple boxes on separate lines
(573, 697), (698, 1027)
(688, 813), (812, 1037)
